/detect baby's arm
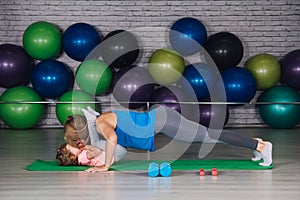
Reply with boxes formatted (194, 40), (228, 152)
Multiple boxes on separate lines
(83, 145), (102, 159)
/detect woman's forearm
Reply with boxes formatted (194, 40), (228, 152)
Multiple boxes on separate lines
(104, 138), (117, 168)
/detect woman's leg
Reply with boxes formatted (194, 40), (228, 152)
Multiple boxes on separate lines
(153, 106), (272, 166)
(154, 106), (258, 149)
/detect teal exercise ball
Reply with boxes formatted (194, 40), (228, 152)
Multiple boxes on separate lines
(55, 90), (95, 125)
(76, 59), (112, 95)
(0, 86), (45, 129)
(257, 85), (300, 128)
(23, 21), (62, 60)
(148, 48), (185, 85)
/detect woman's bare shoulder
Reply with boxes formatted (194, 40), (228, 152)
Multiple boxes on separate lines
(97, 112), (117, 127)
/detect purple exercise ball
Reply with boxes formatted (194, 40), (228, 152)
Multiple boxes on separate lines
(281, 49), (300, 90)
(151, 86), (182, 113)
(112, 66), (155, 109)
(198, 104), (229, 128)
(151, 86), (197, 120)
(0, 44), (34, 88)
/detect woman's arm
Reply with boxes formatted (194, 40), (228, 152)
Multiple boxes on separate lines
(86, 113), (117, 172)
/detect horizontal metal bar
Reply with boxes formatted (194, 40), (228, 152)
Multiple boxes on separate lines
(0, 101), (299, 105)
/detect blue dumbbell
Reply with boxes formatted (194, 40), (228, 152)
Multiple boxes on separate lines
(159, 162), (172, 177)
(148, 162), (159, 177)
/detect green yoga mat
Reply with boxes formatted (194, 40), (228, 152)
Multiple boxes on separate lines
(26, 159), (273, 171)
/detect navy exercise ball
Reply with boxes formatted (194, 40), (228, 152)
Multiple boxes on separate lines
(0, 44), (34, 88)
(281, 49), (300, 90)
(179, 63), (217, 100)
(204, 32), (244, 71)
(169, 17), (207, 56)
(31, 60), (72, 99)
(221, 67), (257, 103)
(63, 23), (102, 61)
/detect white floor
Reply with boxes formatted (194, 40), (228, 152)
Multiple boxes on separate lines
(0, 128), (299, 200)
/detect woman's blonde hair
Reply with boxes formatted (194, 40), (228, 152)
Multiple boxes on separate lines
(64, 114), (90, 148)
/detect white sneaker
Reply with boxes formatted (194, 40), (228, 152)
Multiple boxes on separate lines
(251, 150), (262, 161)
(259, 141), (273, 166)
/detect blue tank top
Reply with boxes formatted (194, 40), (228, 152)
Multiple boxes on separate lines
(113, 109), (156, 152)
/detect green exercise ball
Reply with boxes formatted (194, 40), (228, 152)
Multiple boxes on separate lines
(257, 85), (300, 128)
(76, 59), (112, 95)
(148, 48), (185, 85)
(23, 21), (62, 60)
(246, 53), (281, 90)
(55, 90), (95, 125)
(0, 86), (45, 129)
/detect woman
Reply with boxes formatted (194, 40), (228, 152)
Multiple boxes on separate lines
(63, 113), (127, 162)
(64, 106), (273, 172)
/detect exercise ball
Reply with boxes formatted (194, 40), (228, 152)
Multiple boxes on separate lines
(169, 17), (207, 56)
(281, 49), (300, 90)
(101, 30), (140, 69)
(0, 86), (45, 129)
(76, 59), (112, 95)
(221, 67), (257, 102)
(112, 66), (155, 109)
(63, 23), (102, 61)
(148, 48), (185, 85)
(245, 53), (281, 90)
(56, 90), (95, 125)
(204, 32), (244, 71)
(198, 104), (229, 128)
(179, 63), (217, 100)
(23, 21), (61, 60)
(150, 86), (195, 116)
(257, 85), (300, 128)
(0, 44), (34, 88)
(31, 60), (72, 99)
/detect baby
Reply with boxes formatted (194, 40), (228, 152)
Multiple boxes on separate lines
(56, 143), (114, 167)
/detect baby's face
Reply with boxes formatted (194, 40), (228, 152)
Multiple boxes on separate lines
(66, 144), (81, 156)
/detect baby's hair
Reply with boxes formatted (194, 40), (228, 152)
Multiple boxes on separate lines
(56, 143), (79, 166)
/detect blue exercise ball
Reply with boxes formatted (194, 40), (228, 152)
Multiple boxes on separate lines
(63, 23), (102, 61)
(31, 60), (72, 99)
(169, 17), (207, 56)
(221, 67), (257, 103)
(179, 63), (217, 100)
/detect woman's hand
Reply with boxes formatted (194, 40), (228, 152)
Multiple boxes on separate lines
(85, 165), (110, 173)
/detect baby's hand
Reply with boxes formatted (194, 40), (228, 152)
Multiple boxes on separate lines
(85, 165), (110, 173)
